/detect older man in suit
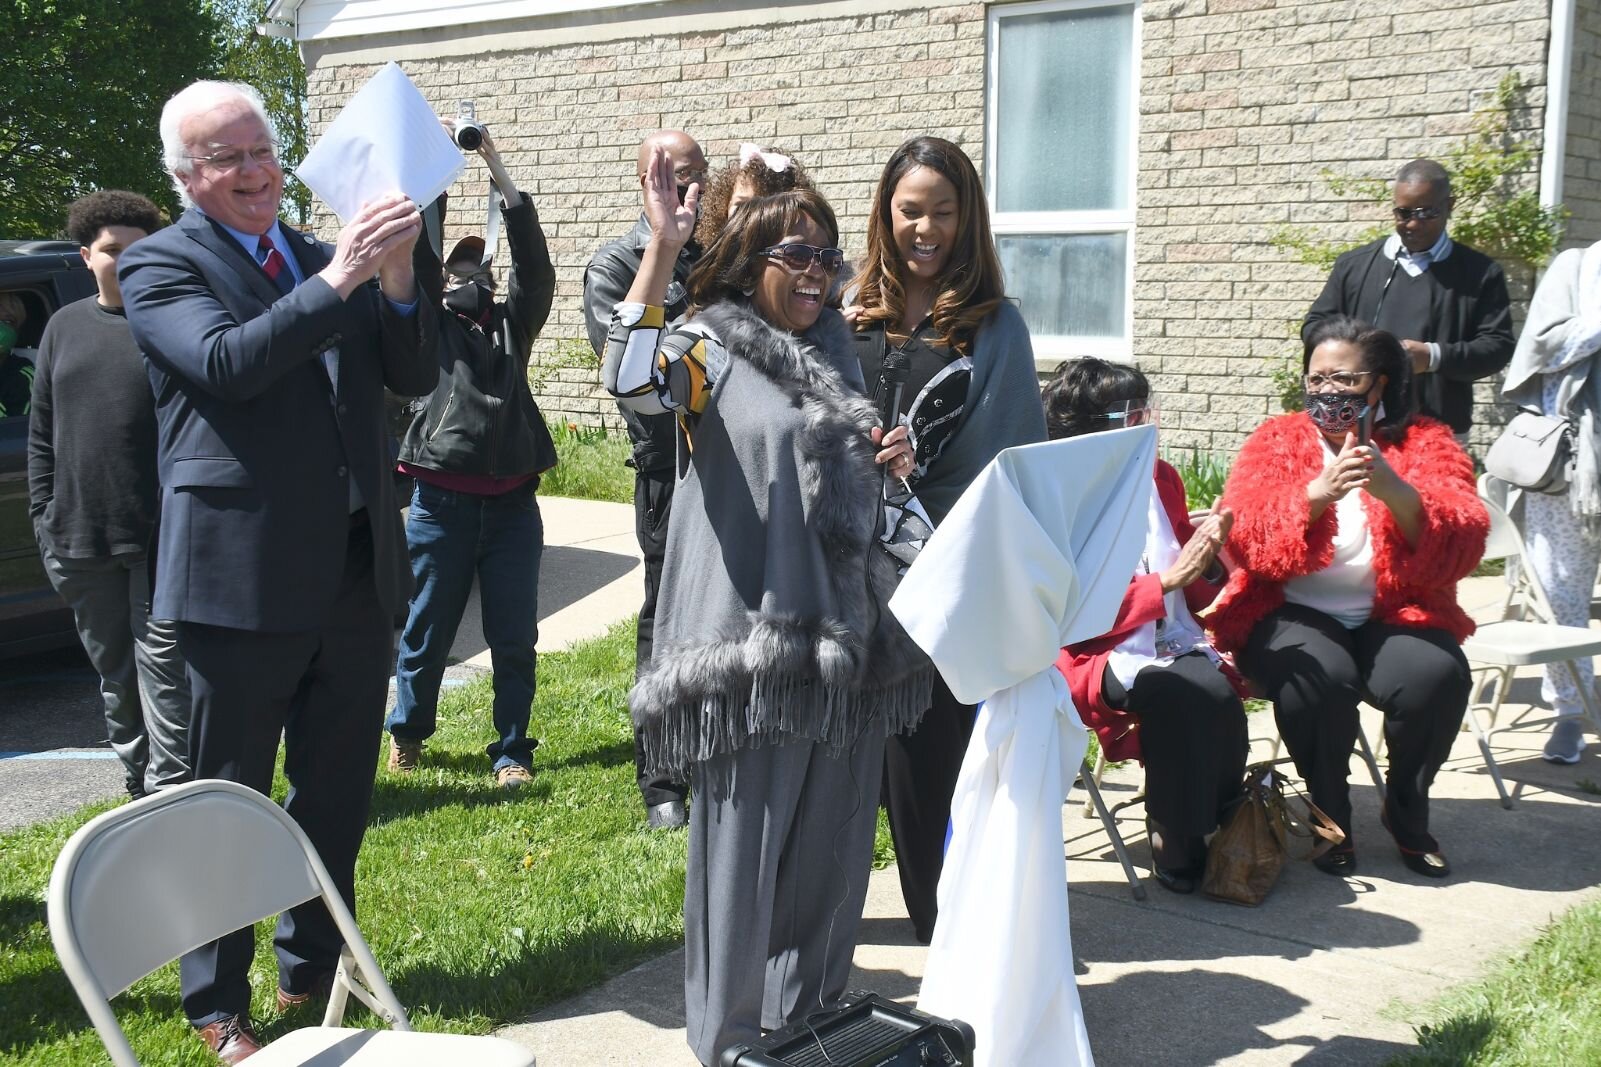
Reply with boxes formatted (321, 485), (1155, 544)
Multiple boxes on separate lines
(119, 80), (437, 1063)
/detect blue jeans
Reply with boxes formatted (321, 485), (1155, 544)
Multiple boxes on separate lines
(388, 479), (542, 770)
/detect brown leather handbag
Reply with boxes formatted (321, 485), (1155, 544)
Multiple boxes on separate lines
(1201, 763), (1345, 906)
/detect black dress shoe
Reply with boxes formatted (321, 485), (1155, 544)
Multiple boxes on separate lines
(1381, 805), (1450, 879)
(1313, 844), (1357, 877)
(1151, 863), (1202, 895)
(647, 800), (687, 829)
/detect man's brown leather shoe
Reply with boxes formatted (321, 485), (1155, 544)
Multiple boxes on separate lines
(196, 1015), (262, 1063)
(276, 971), (336, 1012)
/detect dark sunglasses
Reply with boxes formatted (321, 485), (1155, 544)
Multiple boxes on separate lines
(761, 244), (845, 274)
(1392, 205), (1445, 222)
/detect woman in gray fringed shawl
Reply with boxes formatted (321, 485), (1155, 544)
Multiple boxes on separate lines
(1503, 239), (1601, 764)
(847, 136), (1049, 944)
(603, 147), (934, 1067)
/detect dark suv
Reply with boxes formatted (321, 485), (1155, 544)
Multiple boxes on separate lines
(0, 240), (97, 657)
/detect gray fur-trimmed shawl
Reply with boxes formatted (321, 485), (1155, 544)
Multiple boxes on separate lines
(633, 299), (934, 779)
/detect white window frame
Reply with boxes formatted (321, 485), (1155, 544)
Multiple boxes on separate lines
(985, 0), (1141, 366)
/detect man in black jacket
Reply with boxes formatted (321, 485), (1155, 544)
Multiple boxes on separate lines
(1302, 158), (1515, 439)
(387, 122), (558, 790)
(583, 129), (706, 829)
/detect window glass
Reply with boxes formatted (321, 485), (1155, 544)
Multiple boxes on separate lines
(998, 233), (1127, 339)
(994, 5), (1133, 214)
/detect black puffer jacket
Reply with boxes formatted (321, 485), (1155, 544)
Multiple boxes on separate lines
(399, 190), (557, 479)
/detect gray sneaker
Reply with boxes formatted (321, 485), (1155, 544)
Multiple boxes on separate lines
(1542, 718), (1588, 765)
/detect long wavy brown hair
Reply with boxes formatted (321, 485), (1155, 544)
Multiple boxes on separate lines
(853, 137), (1006, 357)
(692, 146), (814, 249)
(686, 189), (839, 315)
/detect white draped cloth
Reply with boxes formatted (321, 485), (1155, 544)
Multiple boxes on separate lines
(889, 427), (1157, 1067)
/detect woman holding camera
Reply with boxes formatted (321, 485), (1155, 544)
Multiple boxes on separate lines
(848, 135), (1046, 942)
(603, 148), (931, 1066)
(1212, 316), (1487, 879)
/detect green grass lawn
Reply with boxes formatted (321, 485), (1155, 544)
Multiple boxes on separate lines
(0, 618), (690, 1065)
(1389, 899), (1601, 1066)
(540, 422), (634, 504)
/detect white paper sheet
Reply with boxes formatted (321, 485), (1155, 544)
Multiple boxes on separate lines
(296, 61), (465, 224)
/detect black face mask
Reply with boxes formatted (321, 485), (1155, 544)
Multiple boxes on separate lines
(1304, 391), (1373, 438)
(443, 282), (492, 322)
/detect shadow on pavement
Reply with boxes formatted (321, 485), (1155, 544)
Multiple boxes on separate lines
(537, 545), (638, 620)
(1080, 971), (1414, 1066)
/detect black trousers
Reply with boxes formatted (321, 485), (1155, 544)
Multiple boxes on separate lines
(633, 467), (687, 807)
(177, 516), (392, 1026)
(882, 675), (975, 943)
(1102, 650), (1248, 841)
(1240, 604), (1470, 846)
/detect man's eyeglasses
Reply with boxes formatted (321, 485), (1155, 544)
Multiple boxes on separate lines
(761, 244), (845, 275)
(1392, 205), (1444, 223)
(189, 143), (280, 173)
(1304, 371), (1375, 390)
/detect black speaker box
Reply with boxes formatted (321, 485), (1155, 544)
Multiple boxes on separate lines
(719, 990), (974, 1067)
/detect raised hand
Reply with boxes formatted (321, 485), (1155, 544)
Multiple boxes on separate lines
(642, 144), (699, 249)
(320, 193), (422, 300)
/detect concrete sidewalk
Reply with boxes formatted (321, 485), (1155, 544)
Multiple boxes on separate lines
(498, 573), (1601, 1066)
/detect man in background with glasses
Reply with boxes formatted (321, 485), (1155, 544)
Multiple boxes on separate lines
(582, 129), (708, 831)
(1302, 157), (1514, 443)
(119, 79), (437, 1063)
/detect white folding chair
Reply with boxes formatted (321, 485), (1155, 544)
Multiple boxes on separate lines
(1458, 476), (1601, 808)
(48, 779), (534, 1067)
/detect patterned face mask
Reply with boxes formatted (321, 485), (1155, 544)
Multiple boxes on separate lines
(1303, 390), (1372, 437)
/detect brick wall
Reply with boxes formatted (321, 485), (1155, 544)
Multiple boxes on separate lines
(1135, 0), (1551, 456)
(302, 0), (1557, 457)
(1565, 0), (1601, 246)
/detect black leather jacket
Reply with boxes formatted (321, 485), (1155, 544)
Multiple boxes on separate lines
(582, 214), (699, 473)
(399, 191), (557, 479)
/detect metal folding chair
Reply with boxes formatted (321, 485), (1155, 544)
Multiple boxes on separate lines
(1457, 476), (1601, 808)
(48, 779), (535, 1067)
(1072, 755), (1147, 901)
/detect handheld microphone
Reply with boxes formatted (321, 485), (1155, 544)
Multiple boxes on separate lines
(878, 348), (912, 494)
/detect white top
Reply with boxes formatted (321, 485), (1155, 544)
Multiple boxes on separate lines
(1282, 438), (1377, 629)
(1106, 489), (1219, 688)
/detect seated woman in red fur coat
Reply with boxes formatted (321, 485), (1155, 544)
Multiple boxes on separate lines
(1046, 359), (1248, 895)
(1212, 316), (1488, 880)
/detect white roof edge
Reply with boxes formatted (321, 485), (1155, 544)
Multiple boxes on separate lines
(264, 0), (677, 42)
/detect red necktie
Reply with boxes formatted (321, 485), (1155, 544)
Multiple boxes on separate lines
(258, 232), (294, 297)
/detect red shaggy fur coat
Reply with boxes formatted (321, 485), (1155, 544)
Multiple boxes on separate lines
(1209, 413), (1488, 657)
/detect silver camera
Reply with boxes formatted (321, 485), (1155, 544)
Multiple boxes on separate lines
(454, 100), (486, 152)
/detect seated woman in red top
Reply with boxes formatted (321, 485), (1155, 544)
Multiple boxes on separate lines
(1212, 316), (1488, 879)
(1047, 359), (1248, 895)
